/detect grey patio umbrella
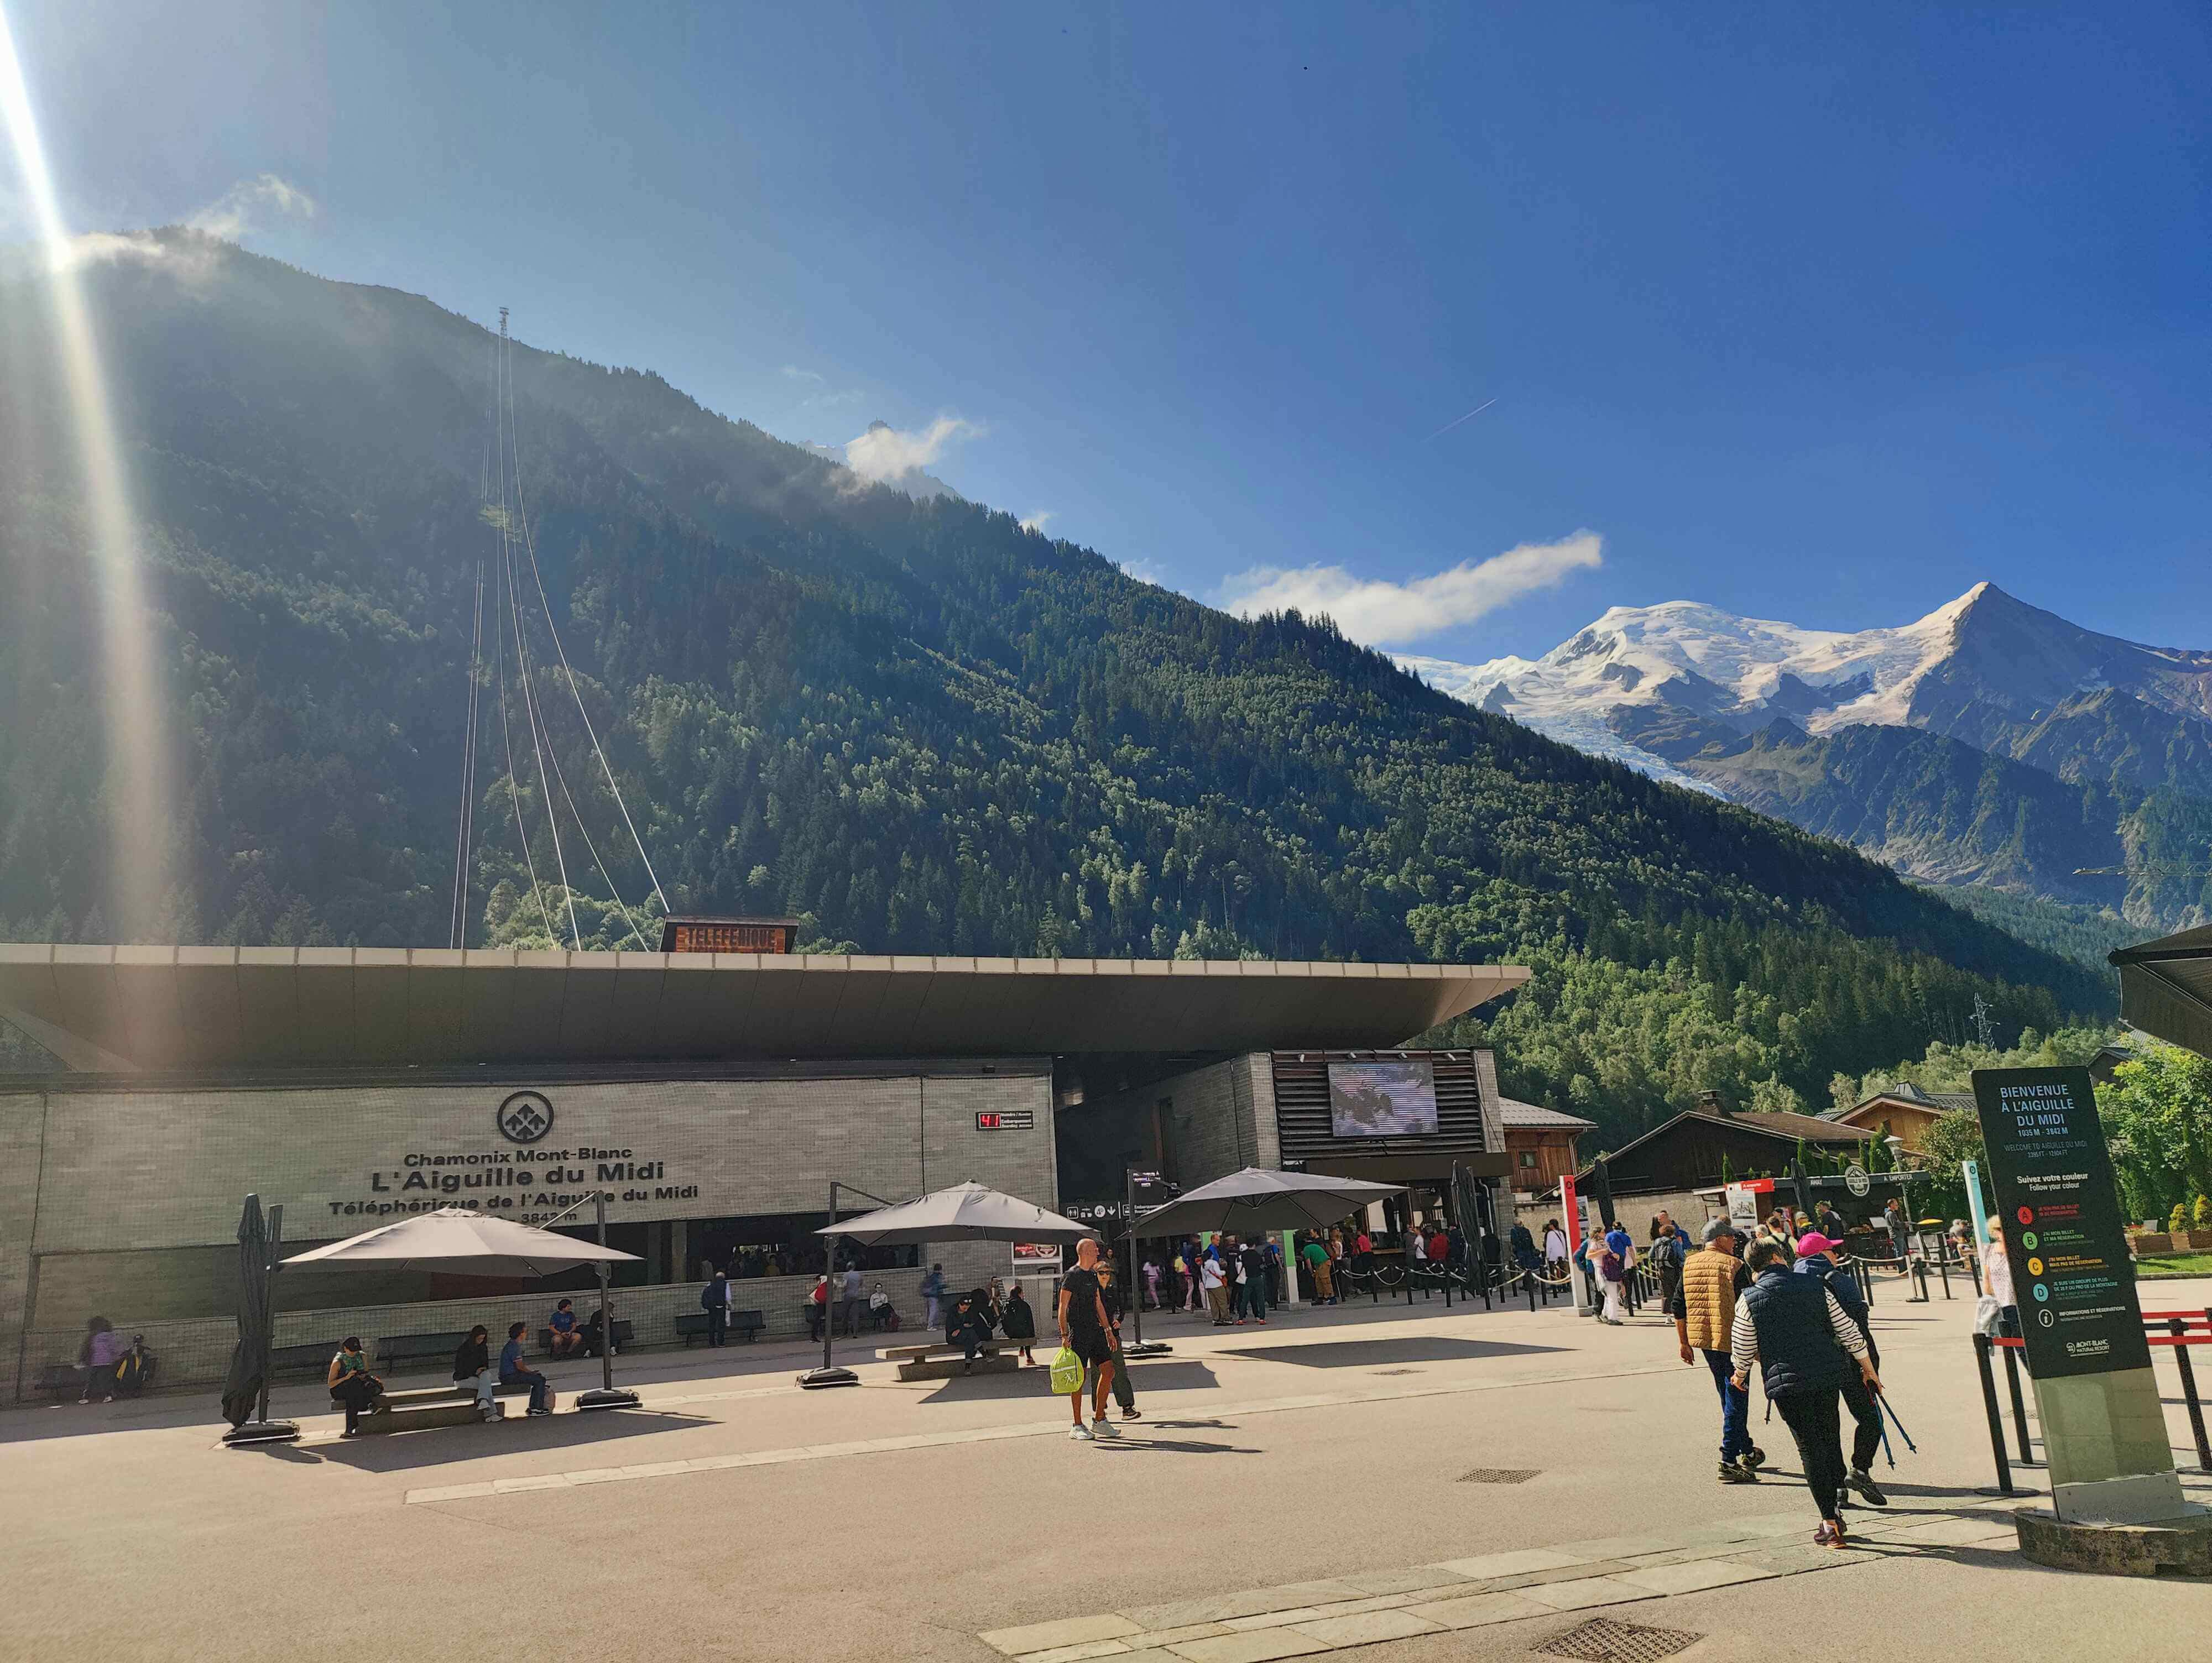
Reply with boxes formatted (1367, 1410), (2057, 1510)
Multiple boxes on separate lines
(801, 1180), (1097, 1388)
(817, 1180), (1099, 1247)
(1129, 1167), (1405, 1238)
(220, 1194), (298, 1444)
(284, 1205), (645, 1414)
(283, 1207), (640, 1278)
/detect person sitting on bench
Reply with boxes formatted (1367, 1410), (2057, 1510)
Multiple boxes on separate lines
(547, 1299), (582, 1358)
(327, 1336), (384, 1436)
(999, 1280), (1037, 1365)
(867, 1284), (900, 1332)
(500, 1322), (554, 1416)
(452, 1326), (497, 1420)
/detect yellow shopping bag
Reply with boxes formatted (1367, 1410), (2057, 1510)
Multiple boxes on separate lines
(1048, 1347), (1084, 1394)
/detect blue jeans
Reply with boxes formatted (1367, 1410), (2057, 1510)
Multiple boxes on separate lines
(503, 1368), (552, 1413)
(1703, 1348), (1751, 1462)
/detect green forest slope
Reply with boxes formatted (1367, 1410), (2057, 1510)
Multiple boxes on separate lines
(0, 234), (2115, 1143)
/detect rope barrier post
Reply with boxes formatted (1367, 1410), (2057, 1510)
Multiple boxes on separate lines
(1973, 1333), (2016, 1496)
(2172, 1319), (2211, 1473)
(2000, 1340), (2034, 1465)
(1934, 1241), (1951, 1299)
(1526, 1269), (1537, 1312)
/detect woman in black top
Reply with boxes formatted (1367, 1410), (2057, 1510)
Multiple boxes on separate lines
(452, 1325), (495, 1420)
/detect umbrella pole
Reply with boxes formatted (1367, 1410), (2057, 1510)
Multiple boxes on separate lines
(799, 1179), (861, 1388)
(576, 1189), (641, 1410)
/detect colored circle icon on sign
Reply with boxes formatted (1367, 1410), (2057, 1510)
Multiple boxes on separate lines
(2027, 1257), (2044, 1276)
(2022, 1231), (2038, 1250)
(2033, 1283), (2049, 1302)
(2016, 1206), (2034, 1225)
(2038, 1310), (2055, 1328)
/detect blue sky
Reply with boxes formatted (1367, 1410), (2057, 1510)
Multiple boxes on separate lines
(7, 1), (2209, 664)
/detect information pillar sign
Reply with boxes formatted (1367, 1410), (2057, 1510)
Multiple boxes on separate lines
(1971, 1067), (2151, 1379)
(1561, 1170), (1593, 1314)
(1972, 1065), (2182, 1523)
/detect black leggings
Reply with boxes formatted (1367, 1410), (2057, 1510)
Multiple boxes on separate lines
(1772, 1385), (1846, 1521)
(1838, 1369), (1883, 1474)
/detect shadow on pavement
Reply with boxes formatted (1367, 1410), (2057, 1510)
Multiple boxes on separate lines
(244, 1406), (712, 1473)
(919, 1361), (1220, 1403)
(1095, 1437), (1260, 1456)
(1218, 1336), (1566, 1368)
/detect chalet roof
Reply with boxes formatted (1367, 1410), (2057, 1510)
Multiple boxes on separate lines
(1498, 1096), (1598, 1132)
(1837, 1088), (1974, 1126)
(1585, 1106), (1873, 1175)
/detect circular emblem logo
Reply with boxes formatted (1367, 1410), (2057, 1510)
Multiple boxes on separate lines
(2032, 1283), (2049, 1303)
(497, 1090), (554, 1144)
(2038, 1309), (2056, 1329)
(1844, 1165), (1870, 1197)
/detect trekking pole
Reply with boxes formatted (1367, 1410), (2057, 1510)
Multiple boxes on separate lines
(1875, 1388), (1918, 1454)
(1876, 1406), (1897, 1469)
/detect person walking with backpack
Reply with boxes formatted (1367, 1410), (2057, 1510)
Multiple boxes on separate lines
(1671, 1219), (1764, 1484)
(920, 1263), (947, 1331)
(1647, 1215), (1685, 1314)
(1731, 1240), (1881, 1547)
(1592, 1230), (1628, 1324)
(1794, 1233), (1886, 1507)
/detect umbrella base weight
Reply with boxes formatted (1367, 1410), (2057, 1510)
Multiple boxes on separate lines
(222, 1420), (300, 1446)
(1122, 1342), (1173, 1358)
(797, 1367), (862, 1389)
(573, 1388), (641, 1412)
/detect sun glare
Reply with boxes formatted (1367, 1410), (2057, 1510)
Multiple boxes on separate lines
(0, 4), (175, 940)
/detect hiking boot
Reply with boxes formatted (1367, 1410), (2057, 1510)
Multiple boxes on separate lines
(1740, 1446), (1766, 1470)
(1120, 1407), (1141, 1420)
(1718, 1460), (1758, 1483)
(1848, 1467), (1888, 1507)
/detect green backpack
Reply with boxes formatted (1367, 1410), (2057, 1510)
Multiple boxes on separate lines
(1048, 1347), (1085, 1395)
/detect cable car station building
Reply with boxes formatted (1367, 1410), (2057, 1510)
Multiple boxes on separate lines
(0, 939), (1526, 1401)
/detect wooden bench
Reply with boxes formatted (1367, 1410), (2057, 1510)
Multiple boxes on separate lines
(882, 1340), (1021, 1383)
(675, 1310), (768, 1345)
(376, 1331), (472, 1372)
(337, 1379), (553, 1435)
(270, 1342), (340, 1378)
(33, 1363), (82, 1403)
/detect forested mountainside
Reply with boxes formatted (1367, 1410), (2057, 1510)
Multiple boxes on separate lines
(0, 233), (2112, 1143)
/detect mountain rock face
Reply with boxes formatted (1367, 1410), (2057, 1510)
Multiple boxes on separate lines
(0, 233), (2114, 1139)
(1417, 588), (2212, 926)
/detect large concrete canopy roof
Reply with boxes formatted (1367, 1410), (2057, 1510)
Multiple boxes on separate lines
(0, 945), (1528, 1072)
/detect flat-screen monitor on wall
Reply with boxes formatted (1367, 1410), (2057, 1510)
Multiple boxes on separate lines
(1327, 1059), (1439, 1138)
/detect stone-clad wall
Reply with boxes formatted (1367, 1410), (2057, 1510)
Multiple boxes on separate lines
(6, 1063), (1056, 1401)
(1079, 1054), (1275, 1193)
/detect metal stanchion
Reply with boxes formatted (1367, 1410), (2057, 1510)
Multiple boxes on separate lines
(2171, 1319), (2211, 1473)
(2000, 1340), (2035, 1464)
(1973, 1333), (2016, 1496)
(1934, 1240), (1951, 1299)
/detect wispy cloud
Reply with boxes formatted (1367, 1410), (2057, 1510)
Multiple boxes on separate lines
(844, 414), (980, 485)
(781, 364), (864, 410)
(1019, 510), (1055, 536)
(1217, 531), (1603, 647)
(1424, 396), (1498, 442)
(185, 173), (316, 239)
(6, 174), (318, 278)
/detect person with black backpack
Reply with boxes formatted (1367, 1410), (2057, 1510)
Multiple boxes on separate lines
(1647, 1214), (1686, 1312)
(1730, 1239), (1881, 1547)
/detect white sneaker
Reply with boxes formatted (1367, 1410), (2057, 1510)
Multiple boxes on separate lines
(1068, 1424), (1093, 1441)
(1091, 1420), (1121, 1439)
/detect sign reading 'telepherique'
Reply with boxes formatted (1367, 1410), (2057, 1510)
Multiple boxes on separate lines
(1970, 1066), (2152, 1380)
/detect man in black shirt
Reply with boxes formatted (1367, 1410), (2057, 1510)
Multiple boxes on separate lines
(1057, 1237), (1121, 1442)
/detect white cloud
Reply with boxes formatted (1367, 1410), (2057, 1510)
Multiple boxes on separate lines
(780, 364), (864, 409)
(1019, 510), (1055, 536)
(184, 173), (317, 240)
(843, 414), (980, 485)
(780, 365), (825, 384)
(1217, 531), (1603, 647)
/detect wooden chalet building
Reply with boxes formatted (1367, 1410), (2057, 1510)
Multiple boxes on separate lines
(1827, 1082), (1970, 1152)
(1585, 1107), (1876, 1200)
(1499, 1097), (1597, 1199)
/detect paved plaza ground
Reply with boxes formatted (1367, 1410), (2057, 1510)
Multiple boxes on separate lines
(8, 1269), (2210, 1661)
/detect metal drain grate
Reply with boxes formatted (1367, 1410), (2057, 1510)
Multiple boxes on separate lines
(1457, 1467), (1541, 1484)
(1537, 1617), (1703, 1662)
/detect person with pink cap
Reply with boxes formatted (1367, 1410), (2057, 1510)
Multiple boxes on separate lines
(1794, 1230), (1886, 1507)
